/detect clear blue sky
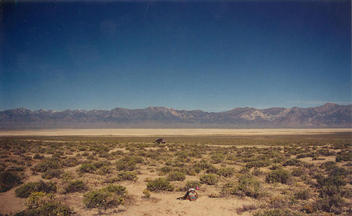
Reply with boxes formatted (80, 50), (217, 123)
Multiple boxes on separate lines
(1, 0), (351, 111)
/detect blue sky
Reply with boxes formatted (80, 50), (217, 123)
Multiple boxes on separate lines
(1, 0), (351, 111)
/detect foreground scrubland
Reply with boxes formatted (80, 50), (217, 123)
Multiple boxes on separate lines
(0, 133), (351, 216)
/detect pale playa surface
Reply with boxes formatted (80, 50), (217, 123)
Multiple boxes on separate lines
(0, 128), (351, 136)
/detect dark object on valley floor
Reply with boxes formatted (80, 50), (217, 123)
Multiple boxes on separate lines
(154, 138), (166, 144)
(177, 188), (198, 201)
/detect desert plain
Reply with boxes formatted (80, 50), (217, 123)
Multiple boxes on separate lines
(0, 129), (351, 216)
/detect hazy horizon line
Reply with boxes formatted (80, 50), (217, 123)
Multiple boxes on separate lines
(2, 102), (351, 113)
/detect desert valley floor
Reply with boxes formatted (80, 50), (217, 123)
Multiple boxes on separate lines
(0, 129), (351, 216)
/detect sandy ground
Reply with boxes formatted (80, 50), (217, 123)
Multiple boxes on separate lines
(0, 165), (256, 216)
(0, 128), (351, 136)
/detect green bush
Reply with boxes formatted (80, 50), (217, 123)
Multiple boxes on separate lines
(41, 169), (62, 179)
(167, 171), (186, 181)
(33, 154), (44, 159)
(294, 190), (310, 200)
(184, 180), (200, 191)
(159, 166), (173, 174)
(15, 181), (57, 198)
(64, 180), (87, 193)
(205, 165), (218, 174)
(200, 174), (218, 185)
(211, 153), (224, 164)
(146, 178), (173, 192)
(97, 165), (112, 175)
(283, 159), (301, 166)
(142, 189), (151, 198)
(291, 167), (305, 177)
(83, 185), (127, 209)
(236, 175), (261, 198)
(16, 192), (72, 216)
(79, 163), (97, 173)
(0, 171), (22, 192)
(319, 161), (336, 170)
(62, 157), (79, 167)
(33, 158), (61, 172)
(246, 159), (271, 168)
(117, 171), (138, 181)
(316, 194), (344, 213)
(336, 151), (352, 162)
(254, 209), (301, 216)
(194, 160), (211, 170)
(116, 156), (143, 171)
(266, 169), (290, 184)
(218, 167), (235, 177)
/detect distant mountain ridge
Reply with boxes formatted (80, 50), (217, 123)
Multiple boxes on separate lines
(0, 103), (351, 129)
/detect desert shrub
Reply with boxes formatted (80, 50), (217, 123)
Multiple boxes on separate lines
(7, 166), (25, 172)
(236, 204), (257, 215)
(62, 157), (79, 167)
(316, 170), (347, 189)
(336, 151), (352, 162)
(97, 165), (112, 175)
(320, 161), (336, 170)
(200, 174), (218, 185)
(316, 194), (345, 214)
(93, 161), (111, 169)
(64, 180), (87, 193)
(318, 149), (335, 156)
(239, 166), (250, 174)
(33, 158), (61, 172)
(296, 153), (314, 159)
(41, 169), (62, 179)
(83, 185), (127, 209)
(167, 171), (186, 181)
(175, 151), (190, 162)
(205, 165), (218, 174)
(15, 181), (57, 198)
(236, 175), (262, 198)
(253, 209), (302, 216)
(194, 160), (211, 170)
(291, 167), (305, 177)
(184, 167), (197, 176)
(252, 167), (264, 176)
(116, 156), (143, 171)
(142, 189), (151, 198)
(79, 163), (97, 173)
(184, 180), (200, 191)
(266, 168), (290, 184)
(221, 182), (237, 197)
(159, 166), (173, 174)
(294, 189), (310, 200)
(33, 154), (44, 159)
(217, 167), (235, 177)
(283, 159), (301, 166)
(246, 159), (271, 168)
(211, 153), (225, 164)
(117, 171), (138, 181)
(17, 192), (72, 216)
(0, 171), (22, 192)
(146, 178), (173, 192)
(314, 165), (348, 213)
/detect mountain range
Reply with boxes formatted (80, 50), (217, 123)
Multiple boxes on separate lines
(0, 103), (351, 129)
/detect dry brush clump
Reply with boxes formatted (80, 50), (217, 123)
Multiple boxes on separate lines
(64, 180), (88, 193)
(83, 185), (127, 209)
(16, 192), (73, 216)
(15, 181), (57, 198)
(0, 170), (22, 192)
(146, 178), (174, 192)
(200, 174), (219, 185)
